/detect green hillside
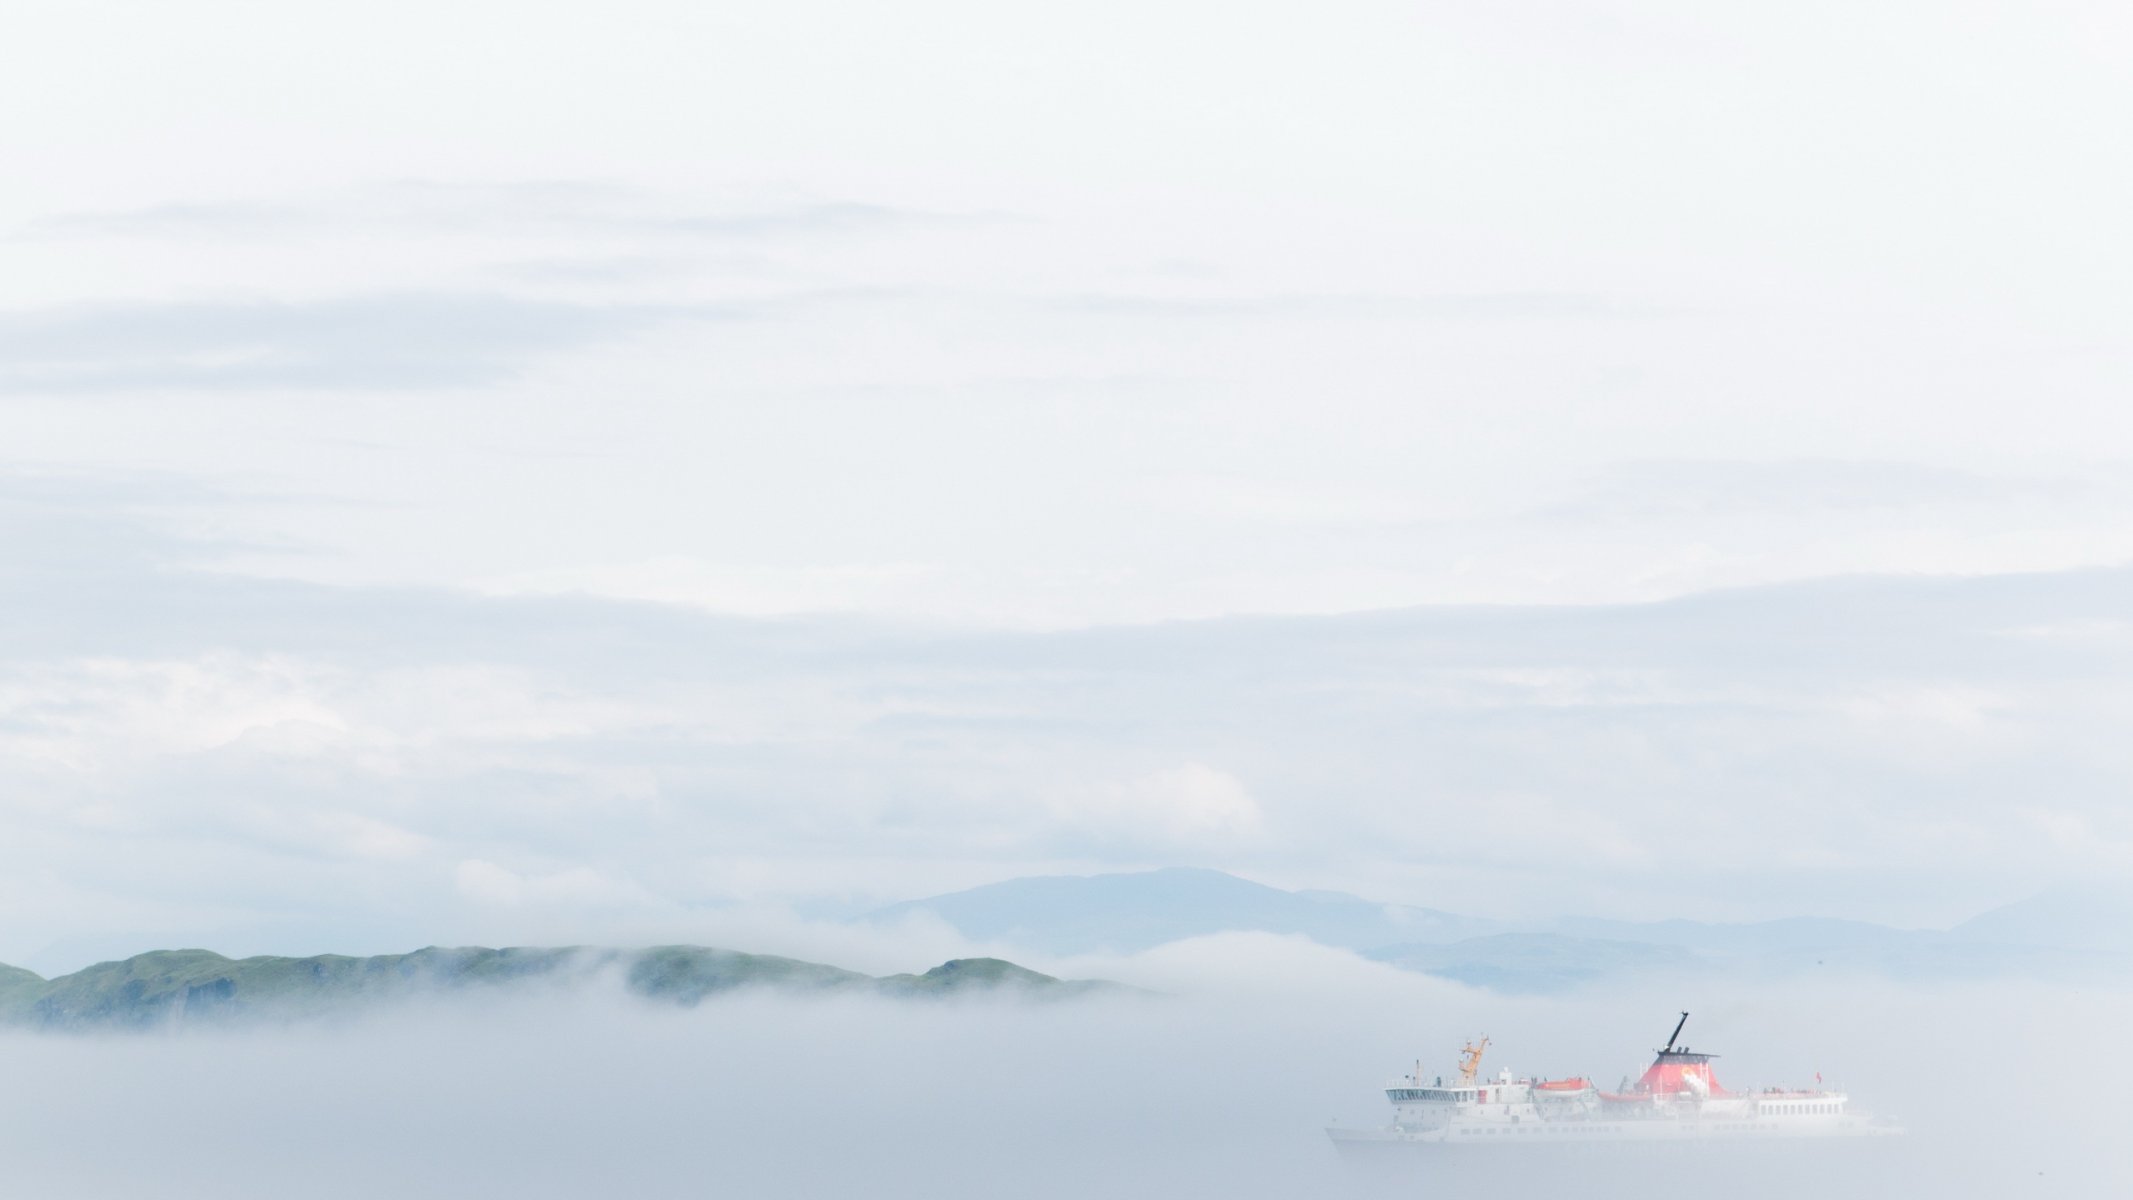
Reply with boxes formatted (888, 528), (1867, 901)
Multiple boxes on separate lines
(625, 945), (871, 1003)
(0, 961), (44, 1022)
(0, 945), (1127, 1031)
(875, 956), (1118, 999)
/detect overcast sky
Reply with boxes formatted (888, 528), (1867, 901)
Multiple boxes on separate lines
(4, 1), (2132, 970)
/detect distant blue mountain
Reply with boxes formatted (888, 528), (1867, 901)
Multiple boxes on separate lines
(1951, 884), (2133, 954)
(863, 868), (2133, 991)
(1367, 934), (1705, 994)
(1554, 915), (1921, 953)
(860, 866), (1500, 955)
(1542, 915), (2113, 983)
(1549, 915), (1937, 975)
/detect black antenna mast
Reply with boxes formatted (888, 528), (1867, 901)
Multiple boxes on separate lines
(1662, 1011), (1690, 1054)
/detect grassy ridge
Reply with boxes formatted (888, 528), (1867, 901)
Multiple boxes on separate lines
(0, 961), (43, 1022)
(0, 948), (1126, 1031)
(876, 956), (1118, 998)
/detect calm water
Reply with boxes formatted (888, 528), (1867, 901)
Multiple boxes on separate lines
(0, 982), (2119, 1199)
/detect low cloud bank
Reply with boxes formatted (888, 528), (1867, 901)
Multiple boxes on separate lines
(0, 950), (2120, 1199)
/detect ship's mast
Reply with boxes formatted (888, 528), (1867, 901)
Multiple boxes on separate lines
(1661, 1011), (1689, 1054)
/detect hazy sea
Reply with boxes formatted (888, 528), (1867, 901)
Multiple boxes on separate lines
(0, 971), (2117, 1198)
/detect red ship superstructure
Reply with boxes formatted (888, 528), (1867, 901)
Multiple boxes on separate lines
(1599, 1011), (1725, 1110)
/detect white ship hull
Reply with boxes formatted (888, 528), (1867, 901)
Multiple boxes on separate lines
(1327, 1114), (1900, 1152)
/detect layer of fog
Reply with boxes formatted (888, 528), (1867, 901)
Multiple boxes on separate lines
(1, 936), (2119, 1199)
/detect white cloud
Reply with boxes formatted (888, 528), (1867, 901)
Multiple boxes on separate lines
(7, 5), (2133, 626)
(0, 655), (350, 770)
(315, 811), (433, 862)
(4, 0), (2133, 956)
(1049, 764), (1267, 853)
(482, 556), (944, 618)
(1058, 930), (1449, 1001)
(453, 859), (656, 912)
(0, 655), (660, 777)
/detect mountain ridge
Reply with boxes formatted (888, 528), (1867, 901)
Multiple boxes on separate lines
(861, 867), (2131, 989)
(861, 865), (1499, 954)
(0, 945), (1131, 1031)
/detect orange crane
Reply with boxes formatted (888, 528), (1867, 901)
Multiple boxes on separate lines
(1456, 1036), (1490, 1085)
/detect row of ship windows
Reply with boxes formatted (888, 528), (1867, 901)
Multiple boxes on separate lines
(1454, 1125), (1783, 1136)
(1458, 1126), (1615, 1136)
(1768, 1104), (1840, 1115)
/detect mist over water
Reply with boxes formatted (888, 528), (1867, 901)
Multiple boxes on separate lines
(1, 946), (2119, 1199)
(6, 2), (2125, 1196)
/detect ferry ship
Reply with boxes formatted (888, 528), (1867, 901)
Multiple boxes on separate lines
(1328, 1013), (1900, 1154)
